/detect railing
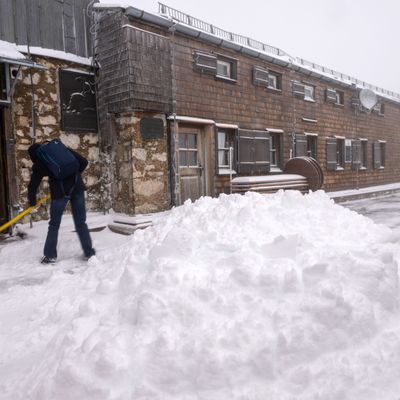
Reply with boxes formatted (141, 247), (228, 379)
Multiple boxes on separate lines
(158, 2), (400, 101)
(158, 2), (286, 57)
(295, 58), (400, 100)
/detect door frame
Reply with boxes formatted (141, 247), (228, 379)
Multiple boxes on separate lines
(171, 121), (214, 205)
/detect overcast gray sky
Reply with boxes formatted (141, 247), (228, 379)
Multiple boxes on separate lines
(102, 0), (400, 93)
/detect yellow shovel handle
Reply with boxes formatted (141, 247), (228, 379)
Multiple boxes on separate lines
(0, 194), (51, 233)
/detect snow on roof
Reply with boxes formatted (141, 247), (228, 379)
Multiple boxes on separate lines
(0, 40), (26, 60)
(16, 46), (92, 66)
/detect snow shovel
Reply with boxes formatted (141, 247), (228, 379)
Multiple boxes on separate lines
(0, 194), (51, 234)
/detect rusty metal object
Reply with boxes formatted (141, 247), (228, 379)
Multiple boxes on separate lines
(283, 157), (324, 191)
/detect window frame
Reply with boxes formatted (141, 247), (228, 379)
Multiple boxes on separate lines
(268, 71), (282, 91)
(269, 131), (283, 169)
(335, 90), (344, 106)
(360, 139), (368, 169)
(179, 132), (199, 168)
(304, 84), (315, 102)
(216, 128), (237, 175)
(215, 54), (237, 82)
(345, 139), (352, 163)
(305, 133), (318, 160)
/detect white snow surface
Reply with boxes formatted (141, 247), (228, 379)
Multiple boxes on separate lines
(1, 190), (400, 399)
(0, 40), (25, 60)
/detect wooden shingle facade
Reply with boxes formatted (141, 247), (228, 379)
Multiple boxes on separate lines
(93, 4), (400, 212)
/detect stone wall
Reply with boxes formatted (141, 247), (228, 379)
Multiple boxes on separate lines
(11, 56), (101, 217)
(113, 112), (170, 215)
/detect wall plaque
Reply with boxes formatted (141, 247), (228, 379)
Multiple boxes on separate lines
(140, 118), (164, 140)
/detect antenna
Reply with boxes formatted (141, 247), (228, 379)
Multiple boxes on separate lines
(359, 88), (378, 110)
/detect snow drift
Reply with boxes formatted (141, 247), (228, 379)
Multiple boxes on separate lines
(2, 190), (400, 400)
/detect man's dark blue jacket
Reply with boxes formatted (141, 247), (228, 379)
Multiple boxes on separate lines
(27, 143), (88, 206)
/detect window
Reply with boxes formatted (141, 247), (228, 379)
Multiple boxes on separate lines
(269, 132), (282, 169)
(336, 138), (345, 168)
(304, 84), (315, 101)
(351, 139), (368, 170)
(335, 91), (344, 105)
(217, 59), (231, 79)
(294, 133), (317, 160)
(361, 140), (368, 168)
(326, 137), (345, 171)
(306, 134), (318, 159)
(237, 129), (270, 174)
(217, 129), (236, 174)
(194, 51), (237, 81)
(325, 88), (344, 105)
(373, 141), (386, 169)
(293, 81), (315, 101)
(345, 139), (352, 163)
(179, 133), (198, 167)
(373, 102), (385, 116)
(268, 72), (281, 90)
(253, 67), (281, 90)
(59, 69), (97, 132)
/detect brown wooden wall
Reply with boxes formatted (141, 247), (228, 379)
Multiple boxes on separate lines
(114, 16), (400, 193)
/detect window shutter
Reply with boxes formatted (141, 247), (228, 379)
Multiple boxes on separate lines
(237, 130), (270, 174)
(193, 51), (217, 74)
(292, 81), (305, 98)
(351, 96), (360, 109)
(325, 88), (337, 103)
(326, 138), (337, 171)
(253, 131), (270, 174)
(253, 67), (269, 87)
(373, 141), (381, 169)
(237, 129), (255, 174)
(294, 133), (308, 157)
(351, 140), (361, 170)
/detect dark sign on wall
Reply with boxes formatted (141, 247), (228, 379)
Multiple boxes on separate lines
(59, 69), (97, 132)
(140, 118), (164, 140)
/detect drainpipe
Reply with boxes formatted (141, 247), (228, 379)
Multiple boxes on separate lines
(169, 21), (181, 206)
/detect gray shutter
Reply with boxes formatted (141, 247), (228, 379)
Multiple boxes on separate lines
(351, 96), (360, 109)
(373, 141), (381, 169)
(292, 81), (305, 98)
(253, 131), (270, 174)
(237, 129), (255, 174)
(237, 130), (270, 174)
(253, 67), (269, 87)
(294, 133), (307, 157)
(351, 140), (361, 170)
(326, 138), (337, 171)
(325, 88), (337, 103)
(193, 51), (217, 74)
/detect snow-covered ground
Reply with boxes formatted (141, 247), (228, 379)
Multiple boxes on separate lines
(1, 190), (400, 400)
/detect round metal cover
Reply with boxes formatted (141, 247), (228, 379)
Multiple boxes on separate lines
(283, 157), (322, 191)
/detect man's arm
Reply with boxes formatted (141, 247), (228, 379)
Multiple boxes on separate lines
(27, 164), (44, 206)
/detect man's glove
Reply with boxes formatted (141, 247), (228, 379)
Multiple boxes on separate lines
(28, 195), (37, 207)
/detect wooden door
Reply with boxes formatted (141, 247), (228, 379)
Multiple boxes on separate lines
(178, 127), (205, 203)
(0, 107), (9, 227)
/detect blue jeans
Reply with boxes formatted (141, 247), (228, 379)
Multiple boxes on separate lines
(44, 191), (95, 259)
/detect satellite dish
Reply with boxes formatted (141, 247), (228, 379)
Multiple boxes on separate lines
(359, 89), (378, 110)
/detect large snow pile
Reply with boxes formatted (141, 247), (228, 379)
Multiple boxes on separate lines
(2, 190), (400, 400)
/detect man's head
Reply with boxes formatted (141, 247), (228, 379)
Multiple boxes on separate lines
(28, 143), (41, 162)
